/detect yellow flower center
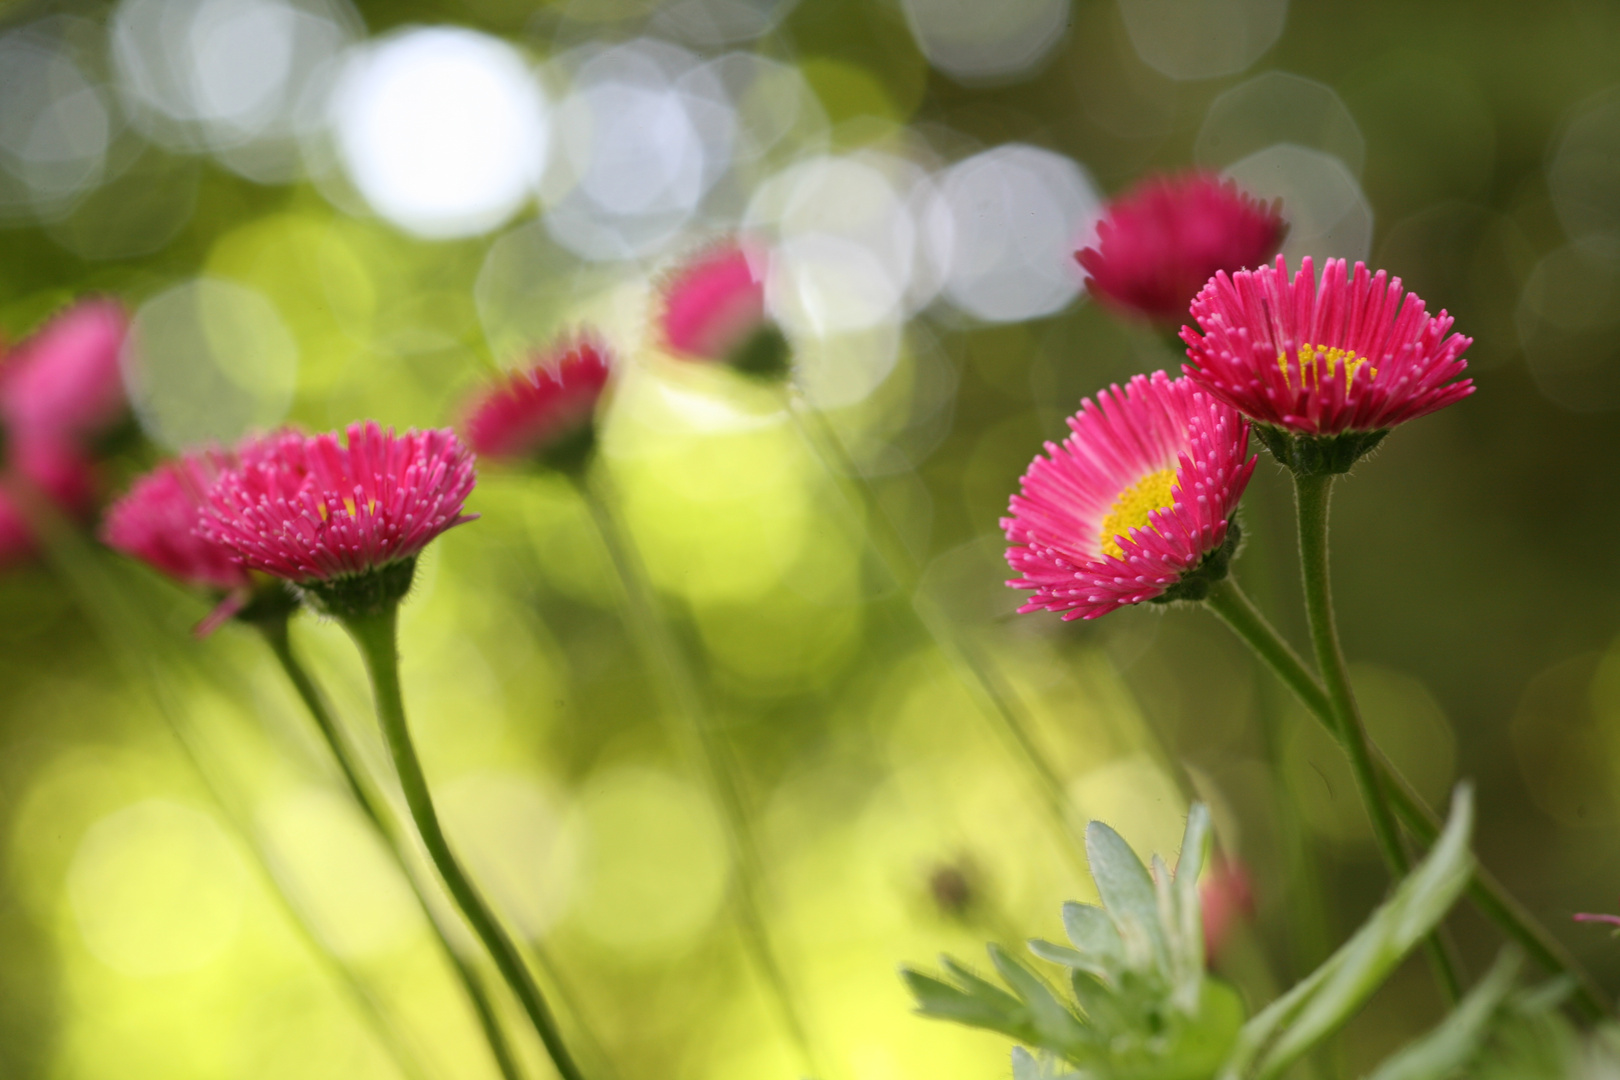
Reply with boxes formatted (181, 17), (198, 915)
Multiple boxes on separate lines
(1098, 468), (1178, 559)
(1279, 343), (1375, 389)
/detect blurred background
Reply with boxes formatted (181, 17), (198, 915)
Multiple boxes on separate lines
(2, 0), (1619, 1076)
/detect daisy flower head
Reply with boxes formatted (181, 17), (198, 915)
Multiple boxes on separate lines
(464, 332), (612, 475)
(1076, 172), (1285, 327)
(0, 298), (129, 442)
(200, 422), (478, 617)
(1182, 256), (1474, 475)
(102, 450), (248, 594)
(658, 239), (788, 378)
(1003, 371), (1255, 620)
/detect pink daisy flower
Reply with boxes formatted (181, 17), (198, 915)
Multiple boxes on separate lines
(1003, 371), (1255, 620)
(199, 422), (477, 587)
(658, 240), (787, 377)
(102, 451), (249, 594)
(0, 298), (129, 441)
(1077, 172), (1284, 326)
(464, 333), (612, 472)
(1182, 256), (1474, 472)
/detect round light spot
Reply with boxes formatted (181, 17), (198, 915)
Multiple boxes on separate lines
(936, 144), (1099, 322)
(0, 22), (113, 221)
(567, 766), (729, 954)
(439, 772), (578, 938)
(67, 799), (247, 976)
(122, 277), (299, 450)
(1118, 0), (1288, 81)
(1223, 144), (1371, 264)
(1548, 86), (1620, 242)
(257, 787), (419, 959)
(331, 27), (548, 238)
(1196, 71), (1365, 176)
(1517, 239), (1620, 413)
(900, 0), (1071, 85)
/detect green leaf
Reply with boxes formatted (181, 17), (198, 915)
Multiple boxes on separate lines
(990, 943), (1090, 1052)
(1061, 901), (1125, 977)
(902, 967), (1031, 1040)
(1221, 784), (1476, 1080)
(1086, 821), (1167, 969)
(1011, 1047), (1083, 1080)
(1363, 948), (1521, 1080)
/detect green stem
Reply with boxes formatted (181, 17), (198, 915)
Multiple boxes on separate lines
(783, 391), (1090, 878)
(1203, 576), (1609, 1019)
(342, 602), (588, 1080)
(256, 616), (525, 1080)
(1292, 473), (1463, 1004)
(578, 473), (827, 1079)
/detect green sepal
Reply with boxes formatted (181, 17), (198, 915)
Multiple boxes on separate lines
(1251, 423), (1389, 476)
(728, 324), (792, 380)
(1149, 521), (1240, 605)
(535, 421), (598, 477)
(302, 557), (417, 621)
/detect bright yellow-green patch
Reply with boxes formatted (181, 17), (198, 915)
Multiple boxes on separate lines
(1099, 468), (1178, 559)
(1279, 343), (1374, 389)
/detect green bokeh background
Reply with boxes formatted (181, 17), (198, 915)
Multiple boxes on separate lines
(3, 0), (1620, 1077)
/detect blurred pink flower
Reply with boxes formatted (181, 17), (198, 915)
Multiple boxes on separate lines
(102, 450), (249, 594)
(199, 422), (477, 584)
(0, 433), (96, 568)
(1003, 371), (1254, 620)
(0, 298), (129, 442)
(1077, 172), (1285, 326)
(1200, 858), (1255, 963)
(658, 240), (771, 364)
(1182, 256), (1474, 437)
(464, 333), (612, 469)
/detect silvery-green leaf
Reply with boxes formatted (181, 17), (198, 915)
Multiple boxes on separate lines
(989, 943), (1090, 1053)
(1222, 784), (1476, 1080)
(1086, 820), (1167, 966)
(1011, 1047), (1083, 1080)
(1061, 901), (1125, 978)
(1364, 948), (1521, 1080)
(1174, 805), (1211, 989)
(902, 968), (1028, 1039)
(1028, 938), (1112, 983)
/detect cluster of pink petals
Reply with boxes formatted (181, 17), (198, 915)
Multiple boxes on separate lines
(0, 299), (129, 568)
(1182, 256), (1474, 436)
(200, 423), (477, 584)
(0, 299), (129, 441)
(464, 334), (612, 462)
(1077, 172), (1284, 326)
(101, 450), (249, 593)
(658, 240), (769, 362)
(0, 439), (96, 565)
(1003, 371), (1255, 620)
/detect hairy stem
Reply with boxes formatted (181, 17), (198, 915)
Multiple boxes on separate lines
(578, 472), (826, 1079)
(1204, 576), (1608, 1018)
(342, 602), (588, 1080)
(257, 615), (525, 1080)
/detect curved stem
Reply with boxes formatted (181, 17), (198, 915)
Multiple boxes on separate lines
(783, 391), (1090, 877)
(342, 602), (588, 1080)
(1203, 576), (1609, 1018)
(1293, 474), (1462, 1004)
(578, 472), (826, 1079)
(256, 616), (525, 1080)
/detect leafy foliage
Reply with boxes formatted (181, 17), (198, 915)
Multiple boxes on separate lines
(904, 787), (1484, 1080)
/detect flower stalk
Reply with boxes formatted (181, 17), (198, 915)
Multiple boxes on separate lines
(341, 600), (589, 1080)
(1202, 576), (1608, 1019)
(254, 612), (525, 1080)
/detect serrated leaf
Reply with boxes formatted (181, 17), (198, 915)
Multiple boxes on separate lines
(1068, 968), (1130, 1037)
(989, 943), (1090, 1052)
(1061, 901), (1125, 978)
(1364, 949), (1522, 1080)
(1221, 785), (1476, 1080)
(1173, 805), (1211, 993)
(902, 968), (1030, 1040)
(941, 956), (1025, 1013)
(1086, 820), (1167, 968)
